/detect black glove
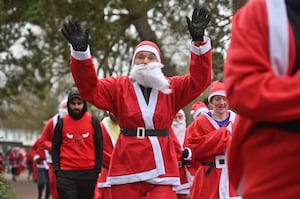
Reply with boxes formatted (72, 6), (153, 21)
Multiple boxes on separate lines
(186, 7), (211, 42)
(61, 21), (89, 51)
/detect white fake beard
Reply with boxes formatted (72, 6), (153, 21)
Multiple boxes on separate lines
(172, 120), (186, 147)
(130, 62), (172, 94)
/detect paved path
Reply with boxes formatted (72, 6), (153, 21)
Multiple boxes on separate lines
(4, 170), (39, 199)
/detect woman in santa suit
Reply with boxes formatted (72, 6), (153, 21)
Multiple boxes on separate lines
(186, 80), (239, 199)
(224, 0), (300, 198)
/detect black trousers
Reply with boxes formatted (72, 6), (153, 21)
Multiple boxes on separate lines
(37, 168), (50, 199)
(56, 174), (97, 199)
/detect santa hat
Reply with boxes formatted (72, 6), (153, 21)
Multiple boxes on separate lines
(131, 41), (161, 66)
(178, 109), (186, 120)
(58, 98), (67, 110)
(208, 80), (226, 103)
(190, 101), (208, 119)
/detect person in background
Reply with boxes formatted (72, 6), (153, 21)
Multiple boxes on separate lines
(186, 80), (240, 199)
(0, 146), (5, 173)
(61, 6), (212, 199)
(5, 145), (12, 173)
(190, 101), (209, 120)
(31, 137), (50, 199)
(172, 109), (195, 199)
(26, 148), (33, 180)
(94, 112), (120, 199)
(224, 0), (300, 198)
(39, 97), (68, 199)
(52, 87), (103, 199)
(8, 146), (24, 181)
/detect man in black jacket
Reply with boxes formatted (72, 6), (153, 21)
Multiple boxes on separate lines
(52, 87), (103, 199)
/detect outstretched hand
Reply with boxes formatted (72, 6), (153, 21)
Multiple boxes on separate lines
(61, 21), (89, 51)
(186, 7), (211, 42)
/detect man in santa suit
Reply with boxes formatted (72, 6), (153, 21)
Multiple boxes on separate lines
(186, 80), (240, 199)
(38, 98), (68, 199)
(224, 0), (300, 198)
(172, 109), (198, 199)
(61, 7), (212, 199)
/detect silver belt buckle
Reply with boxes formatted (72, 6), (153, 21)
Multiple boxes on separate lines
(137, 127), (145, 139)
(215, 155), (226, 168)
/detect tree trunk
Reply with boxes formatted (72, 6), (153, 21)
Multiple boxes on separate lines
(232, 0), (248, 14)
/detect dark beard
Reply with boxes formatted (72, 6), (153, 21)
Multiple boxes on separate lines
(68, 109), (85, 120)
(67, 102), (87, 120)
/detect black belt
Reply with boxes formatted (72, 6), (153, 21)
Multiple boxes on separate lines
(256, 120), (300, 133)
(178, 160), (191, 167)
(202, 162), (215, 178)
(120, 128), (170, 138)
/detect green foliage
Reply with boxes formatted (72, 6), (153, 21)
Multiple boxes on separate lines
(0, 0), (238, 129)
(0, 173), (15, 199)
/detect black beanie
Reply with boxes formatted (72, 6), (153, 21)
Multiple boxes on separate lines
(67, 87), (87, 120)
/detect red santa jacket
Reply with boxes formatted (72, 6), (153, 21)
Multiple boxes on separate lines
(224, 0), (300, 198)
(30, 137), (47, 169)
(187, 110), (237, 199)
(69, 39), (212, 186)
(97, 117), (119, 188)
(9, 148), (24, 168)
(39, 114), (60, 164)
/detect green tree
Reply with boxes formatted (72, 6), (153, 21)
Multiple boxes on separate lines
(0, 0), (241, 129)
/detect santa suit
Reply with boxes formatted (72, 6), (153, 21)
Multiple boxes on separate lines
(224, 0), (300, 198)
(187, 110), (238, 199)
(96, 117), (120, 199)
(0, 152), (5, 173)
(9, 147), (24, 178)
(39, 114), (61, 199)
(69, 39), (211, 198)
(31, 137), (50, 199)
(171, 110), (196, 199)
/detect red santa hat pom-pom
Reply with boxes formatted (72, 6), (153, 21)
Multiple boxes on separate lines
(131, 41), (161, 66)
(190, 101), (208, 119)
(208, 80), (226, 103)
(58, 98), (67, 110)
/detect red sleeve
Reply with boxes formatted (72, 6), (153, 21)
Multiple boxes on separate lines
(186, 116), (230, 161)
(224, 0), (300, 122)
(39, 118), (54, 151)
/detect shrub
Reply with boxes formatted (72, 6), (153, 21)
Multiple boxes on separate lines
(0, 173), (14, 199)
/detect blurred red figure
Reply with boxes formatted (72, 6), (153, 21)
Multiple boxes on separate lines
(0, 147), (5, 173)
(9, 146), (24, 181)
(26, 150), (34, 180)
